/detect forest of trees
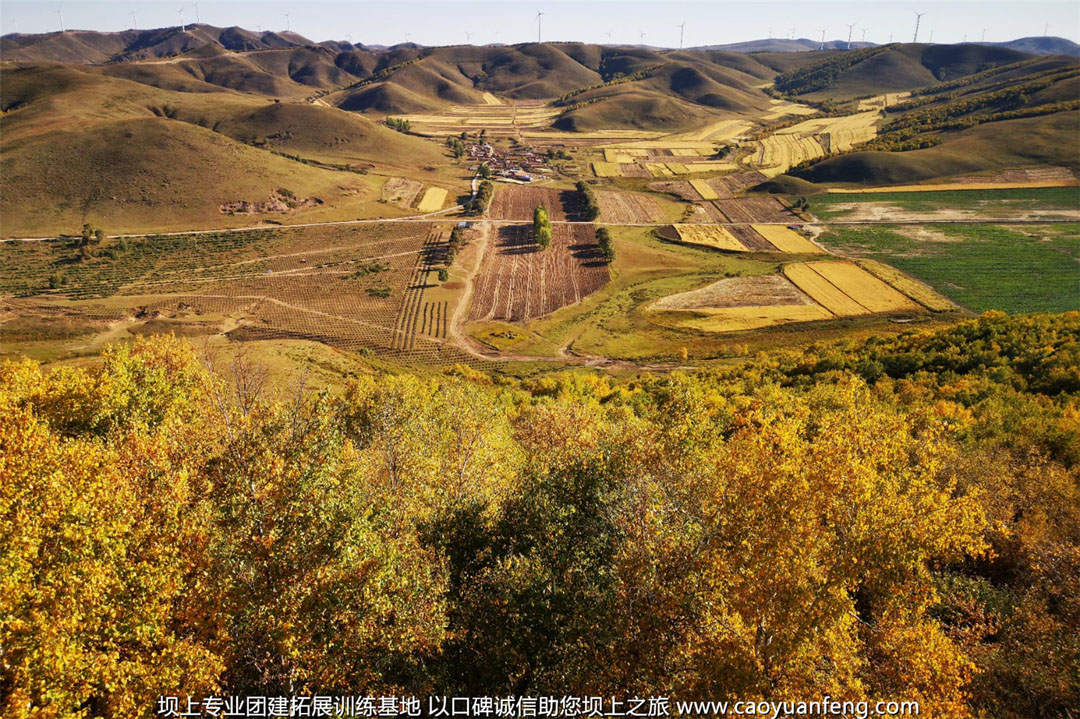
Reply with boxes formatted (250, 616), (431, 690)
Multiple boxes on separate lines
(1, 312), (1078, 718)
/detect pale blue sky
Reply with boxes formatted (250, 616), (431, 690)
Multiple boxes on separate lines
(2, 0), (1078, 46)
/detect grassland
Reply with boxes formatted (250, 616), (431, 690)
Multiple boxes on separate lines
(816, 223), (1080, 313)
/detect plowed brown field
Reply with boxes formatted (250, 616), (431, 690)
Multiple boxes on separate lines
(489, 186), (575, 221)
(469, 224), (610, 322)
(597, 191), (665, 224)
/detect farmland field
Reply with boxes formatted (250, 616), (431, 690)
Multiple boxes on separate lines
(468, 224), (609, 322)
(816, 223), (1080, 313)
(488, 186), (574, 221)
(808, 187), (1080, 221)
(672, 224), (747, 252)
(597, 191), (667, 224)
(417, 187), (448, 212)
(689, 179), (719, 200)
(752, 225), (825, 254)
(592, 162), (622, 177)
(744, 111), (880, 176)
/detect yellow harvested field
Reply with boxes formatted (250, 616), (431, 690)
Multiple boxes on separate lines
(747, 112), (880, 175)
(856, 259), (956, 311)
(751, 225), (825, 254)
(856, 91), (911, 111)
(689, 179), (719, 200)
(760, 100), (819, 120)
(676, 304), (835, 332)
(827, 180), (1079, 193)
(686, 162), (738, 173)
(666, 163), (691, 175)
(674, 224), (746, 252)
(673, 119), (754, 143)
(603, 149), (637, 163)
(647, 164), (675, 177)
(482, 92), (503, 105)
(808, 261), (920, 313)
(592, 161), (623, 178)
(602, 140), (715, 151)
(783, 263), (868, 316)
(530, 129), (665, 140)
(416, 187), (448, 212)
(670, 148), (701, 157)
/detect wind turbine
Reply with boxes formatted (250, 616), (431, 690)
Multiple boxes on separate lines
(790, 25), (796, 40)
(913, 11), (926, 43)
(928, 29), (934, 44)
(678, 22), (686, 49)
(640, 30), (646, 46)
(535, 10), (544, 43)
(465, 31), (471, 44)
(819, 27), (827, 51)
(846, 22), (856, 49)
(284, 12), (290, 32)
(889, 32), (893, 43)
(178, 6), (185, 32)
(981, 29), (986, 42)
(606, 30), (613, 44)
(58, 7), (65, 33)
(768, 25), (773, 38)
(193, 2), (200, 23)
(130, 9), (137, 29)
(861, 27), (868, 43)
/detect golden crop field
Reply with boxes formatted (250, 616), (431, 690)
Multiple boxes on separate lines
(671, 118), (754, 143)
(747, 112), (880, 176)
(689, 179), (718, 200)
(783, 263), (868, 316)
(808, 261), (921, 313)
(675, 304), (834, 332)
(760, 100), (819, 121)
(592, 161), (623, 178)
(647, 164), (675, 177)
(856, 91), (912, 111)
(856, 259), (957, 311)
(674, 224), (746, 252)
(670, 148), (701, 157)
(417, 187), (448, 212)
(686, 162), (739, 173)
(666, 163), (691, 175)
(482, 92), (503, 105)
(751, 225), (825, 254)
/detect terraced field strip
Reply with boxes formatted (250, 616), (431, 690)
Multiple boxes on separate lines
(808, 262), (920, 313)
(592, 161), (623, 178)
(855, 259), (957, 311)
(417, 188), (448, 213)
(670, 119), (753, 143)
(760, 100), (819, 120)
(666, 163), (691, 175)
(751, 225), (825, 254)
(392, 231), (441, 349)
(674, 224), (747, 252)
(689, 179), (718, 200)
(419, 300), (449, 339)
(686, 162), (738, 173)
(783, 263), (867, 316)
(676, 304), (835, 332)
(647, 164), (675, 178)
(746, 111), (880, 176)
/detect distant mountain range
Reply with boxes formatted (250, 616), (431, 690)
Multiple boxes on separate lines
(693, 35), (1080, 56)
(2, 24), (1078, 64)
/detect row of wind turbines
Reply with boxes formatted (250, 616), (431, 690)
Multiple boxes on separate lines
(41, 6), (1051, 47)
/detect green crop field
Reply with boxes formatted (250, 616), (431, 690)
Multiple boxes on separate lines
(816, 223), (1080, 313)
(809, 187), (1080, 219)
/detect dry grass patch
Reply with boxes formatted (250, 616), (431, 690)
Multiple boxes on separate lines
(676, 304), (834, 332)
(417, 187), (448, 212)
